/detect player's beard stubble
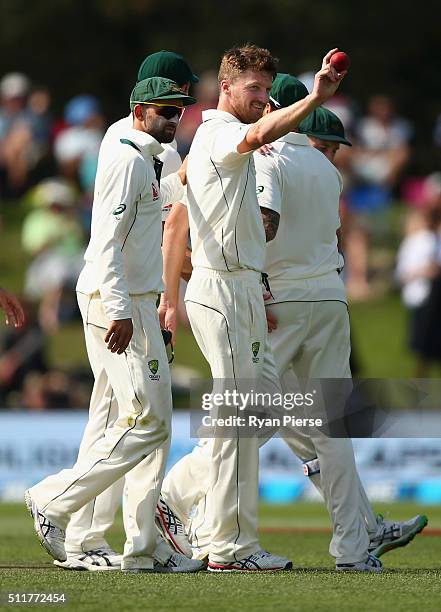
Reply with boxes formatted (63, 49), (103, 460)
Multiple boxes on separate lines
(145, 115), (178, 144)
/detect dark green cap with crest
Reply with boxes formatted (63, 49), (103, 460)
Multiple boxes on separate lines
(130, 77), (196, 109)
(298, 107), (352, 146)
(137, 51), (199, 86)
(270, 73), (309, 108)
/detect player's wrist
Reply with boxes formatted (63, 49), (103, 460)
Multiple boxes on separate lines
(305, 91), (323, 108)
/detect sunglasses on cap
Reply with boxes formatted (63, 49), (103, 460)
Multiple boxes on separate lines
(133, 101), (185, 120)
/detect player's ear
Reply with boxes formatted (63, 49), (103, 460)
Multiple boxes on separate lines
(263, 103), (272, 115)
(219, 79), (231, 96)
(133, 104), (144, 120)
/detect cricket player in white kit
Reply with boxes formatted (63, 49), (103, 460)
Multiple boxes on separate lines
(57, 51), (199, 571)
(157, 77), (428, 571)
(160, 44), (346, 572)
(24, 77), (205, 573)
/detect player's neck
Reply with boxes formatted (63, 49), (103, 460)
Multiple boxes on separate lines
(217, 96), (240, 121)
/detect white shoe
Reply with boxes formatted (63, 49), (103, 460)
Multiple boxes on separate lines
(208, 550), (292, 572)
(155, 495), (192, 558)
(154, 551), (205, 573)
(54, 548), (122, 571)
(369, 513), (428, 558)
(25, 490), (66, 562)
(122, 552), (205, 574)
(336, 553), (383, 573)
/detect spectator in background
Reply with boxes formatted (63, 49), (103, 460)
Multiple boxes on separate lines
(0, 73), (53, 197)
(54, 95), (104, 194)
(25, 86), (54, 180)
(346, 95), (412, 300)
(21, 177), (85, 333)
(395, 209), (439, 376)
(0, 73), (31, 196)
(176, 70), (218, 156)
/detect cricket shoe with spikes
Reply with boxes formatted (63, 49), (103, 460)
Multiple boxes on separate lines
(155, 495), (192, 558)
(24, 490), (66, 562)
(368, 513), (428, 558)
(122, 552), (205, 573)
(54, 548), (122, 571)
(336, 553), (382, 573)
(208, 550), (293, 573)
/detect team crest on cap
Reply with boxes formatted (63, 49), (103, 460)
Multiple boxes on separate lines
(152, 182), (159, 201)
(148, 359), (160, 380)
(252, 341), (260, 363)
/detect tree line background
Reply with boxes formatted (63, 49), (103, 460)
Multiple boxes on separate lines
(1, 0), (440, 172)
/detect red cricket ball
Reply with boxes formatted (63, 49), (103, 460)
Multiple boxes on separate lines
(330, 51), (350, 73)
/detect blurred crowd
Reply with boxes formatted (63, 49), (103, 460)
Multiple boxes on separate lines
(0, 66), (440, 408)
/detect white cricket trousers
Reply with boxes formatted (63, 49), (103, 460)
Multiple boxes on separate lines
(267, 301), (371, 563)
(29, 292), (172, 570)
(163, 300), (374, 564)
(183, 267), (281, 564)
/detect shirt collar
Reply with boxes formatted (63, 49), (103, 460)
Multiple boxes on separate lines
(202, 109), (243, 124)
(124, 128), (164, 158)
(278, 132), (311, 146)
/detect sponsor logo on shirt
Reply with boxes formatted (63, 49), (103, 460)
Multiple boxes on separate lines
(256, 185), (264, 194)
(252, 341), (260, 363)
(148, 359), (160, 380)
(112, 204), (126, 217)
(152, 183), (160, 201)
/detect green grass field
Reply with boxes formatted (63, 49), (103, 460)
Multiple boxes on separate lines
(1, 502), (440, 612)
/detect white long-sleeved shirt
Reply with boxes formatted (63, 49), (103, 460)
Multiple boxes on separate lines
(76, 128), (183, 320)
(99, 114), (182, 221)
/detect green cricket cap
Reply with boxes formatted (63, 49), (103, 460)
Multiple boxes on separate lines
(270, 73), (309, 108)
(137, 51), (199, 86)
(130, 77), (196, 109)
(298, 107), (352, 146)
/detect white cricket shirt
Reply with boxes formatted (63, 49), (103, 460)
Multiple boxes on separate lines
(186, 109), (266, 273)
(76, 128), (183, 320)
(99, 114), (182, 221)
(254, 132), (346, 303)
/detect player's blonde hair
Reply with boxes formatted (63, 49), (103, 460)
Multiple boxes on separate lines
(218, 44), (278, 83)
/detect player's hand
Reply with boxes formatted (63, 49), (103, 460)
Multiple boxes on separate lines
(0, 288), (25, 328)
(164, 306), (177, 344)
(105, 318), (133, 354)
(311, 48), (347, 104)
(177, 156), (188, 186)
(257, 143), (274, 156)
(266, 308), (278, 333)
(158, 296), (168, 329)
